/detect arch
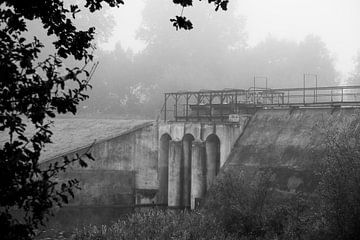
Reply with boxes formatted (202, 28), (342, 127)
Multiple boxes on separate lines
(158, 133), (172, 204)
(205, 134), (220, 189)
(182, 134), (195, 208)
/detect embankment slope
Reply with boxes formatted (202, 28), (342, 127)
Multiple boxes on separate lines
(223, 107), (357, 192)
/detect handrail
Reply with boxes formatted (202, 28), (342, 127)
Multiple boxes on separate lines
(159, 85), (360, 122)
(164, 85), (360, 95)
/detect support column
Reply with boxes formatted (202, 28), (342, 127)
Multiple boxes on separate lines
(191, 140), (206, 209)
(168, 140), (183, 207)
(158, 136), (170, 204)
(182, 138), (192, 208)
(206, 138), (220, 189)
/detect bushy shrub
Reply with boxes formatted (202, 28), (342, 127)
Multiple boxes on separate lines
(73, 208), (235, 240)
(316, 111), (360, 240)
(74, 169), (319, 240)
(204, 169), (317, 240)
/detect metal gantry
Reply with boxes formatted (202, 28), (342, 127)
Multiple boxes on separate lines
(160, 85), (360, 122)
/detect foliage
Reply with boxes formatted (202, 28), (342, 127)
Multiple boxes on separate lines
(317, 110), (360, 240)
(171, 0), (229, 30)
(74, 208), (236, 240)
(74, 169), (321, 240)
(0, 0), (123, 239)
(204, 169), (318, 240)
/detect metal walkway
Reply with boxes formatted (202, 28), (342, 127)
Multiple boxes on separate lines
(160, 85), (360, 122)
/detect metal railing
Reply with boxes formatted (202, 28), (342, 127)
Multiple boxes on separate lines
(160, 85), (360, 122)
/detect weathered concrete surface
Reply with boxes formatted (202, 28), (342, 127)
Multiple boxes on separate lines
(44, 121), (158, 206)
(0, 118), (149, 162)
(168, 141), (183, 207)
(223, 108), (358, 192)
(182, 135), (194, 207)
(58, 170), (135, 206)
(158, 117), (249, 167)
(158, 134), (171, 204)
(191, 140), (206, 209)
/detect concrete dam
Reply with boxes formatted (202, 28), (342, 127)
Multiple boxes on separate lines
(44, 85), (360, 209)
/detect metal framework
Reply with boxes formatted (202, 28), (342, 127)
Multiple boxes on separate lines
(160, 85), (360, 122)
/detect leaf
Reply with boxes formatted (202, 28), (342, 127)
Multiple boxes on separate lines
(18, 134), (28, 142)
(85, 153), (95, 161)
(170, 16), (193, 31)
(58, 48), (67, 58)
(59, 194), (68, 204)
(78, 158), (88, 168)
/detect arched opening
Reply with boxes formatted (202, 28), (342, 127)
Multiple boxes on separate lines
(182, 134), (195, 208)
(205, 134), (220, 189)
(158, 133), (171, 204)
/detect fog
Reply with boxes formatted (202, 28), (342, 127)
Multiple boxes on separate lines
(27, 0), (360, 118)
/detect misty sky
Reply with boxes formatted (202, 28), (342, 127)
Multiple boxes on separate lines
(99, 0), (360, 80)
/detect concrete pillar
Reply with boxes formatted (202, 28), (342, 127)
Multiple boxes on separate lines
(191, 140), (206, 209)
(182, 136), (193, 208)
(158, 135), (171, 204)
(206, 136), (220, 190)
(168, 140), (183, 207)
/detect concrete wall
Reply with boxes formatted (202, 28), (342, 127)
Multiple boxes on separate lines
(44, 122), (158, 206)
(158, 118), (250, 208)
(158, 117), (249, 167)
(41, 107), (358, 207)
(223, 107), (358, 192)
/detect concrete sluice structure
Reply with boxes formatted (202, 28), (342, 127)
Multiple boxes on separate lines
(34, 85), (360, 211)
(158, 120), (247, 209)
(159, 130), (222, 208)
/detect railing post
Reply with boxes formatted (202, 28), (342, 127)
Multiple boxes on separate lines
(235, 91), (238, 112)
(197, 93), (201, 122)
(220, 92), (224, 122)
(174, 94), (178, 121)
(342, 88), (344, 102)
(331, 90), (333, 102)
(186, 93), (189, 122)
(303, 74), (306, 104)
(288, 90), (290, 104)
(315, 75), (318, 103)
(164, 94), (167, 122)
(209, 92), (213, 122)
(253, 76), (256, 104)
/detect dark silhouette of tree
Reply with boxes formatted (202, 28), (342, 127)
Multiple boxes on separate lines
(171, 0), (229, 30)
(0, 1), (126, 239)
(0, 0), (231, 238)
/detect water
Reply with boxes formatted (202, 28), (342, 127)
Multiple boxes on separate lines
(35, 206), (132, 239)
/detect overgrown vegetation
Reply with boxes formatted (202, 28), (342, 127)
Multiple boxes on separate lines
(74, 170), (316, 240)
(74, 112), (360, 240)
(316, 111), (360, 240)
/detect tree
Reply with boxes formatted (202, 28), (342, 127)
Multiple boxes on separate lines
(0, 1), (126, 239)
(244, 35), (338, 88)
(0, 0), (229, 239)
(170, 0), (229, 30)
(317, 111), (360, 239)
